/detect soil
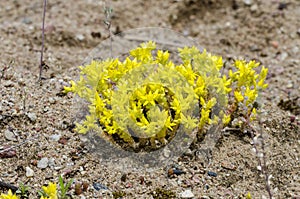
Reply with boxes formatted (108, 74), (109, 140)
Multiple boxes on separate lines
(0, 0), (299, 198)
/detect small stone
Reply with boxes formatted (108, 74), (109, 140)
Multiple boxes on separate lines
(250, 4), (258, 12)
(221, 161), (237, 170)
(249, 45), (260, 52)
(201, 196), (210, 199)
(49, 134), (61, 142)
(58, 136), (68, 145)
(82, 182), (89, 191)
(290, 115), (296, 123)
(207, 171), (217, 177)
(292, 46), (299, 54)
(76, 34), (85, 41)
(183, 30), (190, 36)
(93, 182), (108, 191)
(121, 174), (127, 182)
(4, 129), (17, 142)
(163, 147), (171, 158)
(180, 190), (194, 198)
(286, 83), (293, 88)
(280, 52), (288, 61)
(43, 107), (49, 112)
(37, 157), (48, 169)
(4, 80), (14, 87)
(27, 112), (36, 122)
(54, 166), (62, 170)
(139, 176), (145, 185)
(278, 2), (288, 10)
(171, 168), (185, 176)
(125, 182), (132, 188)
(270, 41), (279, 48)
(22, 17), (32, 24)
(25, 166), (34, 177)
(48, 158), (55, 168)
(243, 0), (252, 6)
(49, 97), (56, 104)
(0, 147), (16, 158)
(297, 28), (300, 36)
(183, 149), (193, 156)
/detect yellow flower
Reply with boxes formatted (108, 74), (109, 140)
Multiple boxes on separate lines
(234, 91), (244, 102)
(41, 182), (57, 199)
(244, 87), (257, 105)
(0, 190), (19, 199)
(164, 116), (177, 130)
(156, 50), (170, 65)
(222, 114), (231, 125)
(250, 108), (257, 121)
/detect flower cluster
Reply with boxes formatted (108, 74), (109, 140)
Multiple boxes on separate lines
(0, 190), (18, 199)
(0, 182), (57, 199)
(229, 60), (268, 125)
(39, 182), (58, 199)
(64, 41), (268, 149)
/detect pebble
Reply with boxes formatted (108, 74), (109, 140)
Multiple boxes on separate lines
(207, 171), (217, 177)
(278, 2), (288, 10)
(286, 83), (293, 88)
(54, 166), (62, 171)
(49, 97), (56, 104)
(292, 46), (299, 54)
(93, 182), (108, 191)
(43, 107), (49, 112)
(4, 129), (17, 141)
(37, 157), (49, 169)
(221, 160), (237, 170)
(183, 30), (190, 36)
(25, 166), (34, 177)
(180, 190), (194, 198)
(0, 147), (16, 158)
(280, 52), (288, 61)
(297, 28), (300, 36)
(290, 115), (296, 123)
(27, 112), (37, 122)
(168, 168), (185, 177)
(243, 0), (252, 6)
(22, 17), (32, 24)
(270, 41), (279, 48)
(76, 34), (85, 41)
(3, 80), (14, 87)
(201, 196), (210, 199)
(49, 134), (61, 142)
(250, 45), (260, 52)
(250, 4), (258, 12)
(163, 147), (171, 158)
(48, 158), (56, 168)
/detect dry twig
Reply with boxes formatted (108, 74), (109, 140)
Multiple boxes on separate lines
(39, 0), (47, 82)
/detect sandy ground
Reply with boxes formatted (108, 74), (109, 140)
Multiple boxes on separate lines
(0, 0), (299, 198)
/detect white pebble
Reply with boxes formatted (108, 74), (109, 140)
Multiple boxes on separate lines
(49, 134), (61, 142)
(180, 190), (194, 198)
(4, 129), (17, 141)
(37, 157), (49, 169)
(26, 167), (34, 177)
(27, 112), (37, 122)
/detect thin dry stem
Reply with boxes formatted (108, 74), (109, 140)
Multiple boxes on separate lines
(247, 117), (273, 199)
(39, 0), (47, 82)
(104, 2), (113, 58)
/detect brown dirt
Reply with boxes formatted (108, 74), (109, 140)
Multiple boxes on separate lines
(0, 0), (299, 198)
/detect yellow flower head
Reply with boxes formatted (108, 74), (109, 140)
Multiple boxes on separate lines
(0, 190), (19, 199)
(41, 182), (57, 199)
